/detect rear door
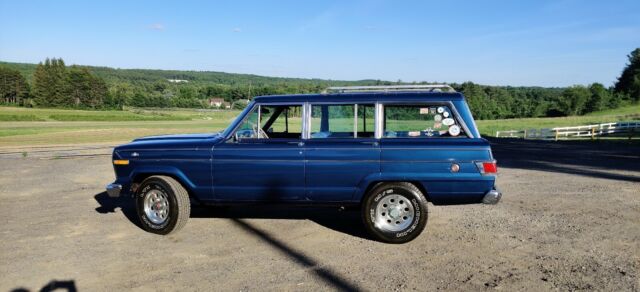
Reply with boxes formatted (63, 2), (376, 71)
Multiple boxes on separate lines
(304, 103), (380, 202)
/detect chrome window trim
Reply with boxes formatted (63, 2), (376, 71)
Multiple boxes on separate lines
(375, 102), (383, 139)
(379, 101), (475, 139)
(303, 102), (310, 139)
(353, 104), (358, 138)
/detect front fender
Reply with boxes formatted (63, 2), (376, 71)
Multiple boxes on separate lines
(129, 166), (197, 192)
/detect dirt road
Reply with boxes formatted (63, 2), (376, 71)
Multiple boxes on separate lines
(1, 140), (638, 291)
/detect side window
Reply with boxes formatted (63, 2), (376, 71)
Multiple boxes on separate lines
(235, 104), (302, 139)
(235, 106), (260, 139)
(310, 104), (375, 138)
(383, 105), (465, 138)
(357, 104), (376, 138)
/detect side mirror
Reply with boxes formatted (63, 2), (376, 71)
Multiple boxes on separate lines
(267, 127), (274, 133)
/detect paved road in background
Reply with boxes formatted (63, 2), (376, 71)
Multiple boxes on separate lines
(1, 140), (638, 291)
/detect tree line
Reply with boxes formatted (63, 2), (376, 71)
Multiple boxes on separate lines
(0, 48), (638, 119)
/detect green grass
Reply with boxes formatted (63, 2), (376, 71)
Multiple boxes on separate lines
(476, 104), (640, 137)
(48, 113), (191, 121)
(584, 104), (640, 117)
(0, 114), (45, 121)
(0, 106), (240, 122)
(0, 106), (241, 146)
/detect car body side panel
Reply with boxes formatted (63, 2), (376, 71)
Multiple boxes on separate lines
(373, 138), (495, 204)
(305, 138), (380, 201)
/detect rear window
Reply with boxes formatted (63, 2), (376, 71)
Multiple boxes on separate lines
(383, 104), (465, 138)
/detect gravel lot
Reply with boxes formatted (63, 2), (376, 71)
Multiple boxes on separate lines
(1, 139), (638, 291)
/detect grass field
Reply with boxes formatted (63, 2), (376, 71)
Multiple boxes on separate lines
(476, 104), (640, 136)
(1, 105), (638, 147)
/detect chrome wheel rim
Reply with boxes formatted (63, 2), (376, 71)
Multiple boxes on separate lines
(374, 193), (415, 232)
(143, 188), (170, 224)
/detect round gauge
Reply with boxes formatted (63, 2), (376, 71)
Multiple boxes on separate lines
(443, 111), (450, 118)
(448, 125), (461, 136)
(437, 107), (444, 113)
(434, 114), (442, 122)
(442, 118), (454, 126)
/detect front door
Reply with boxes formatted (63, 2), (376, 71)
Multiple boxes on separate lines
(212, 103), (305, 201)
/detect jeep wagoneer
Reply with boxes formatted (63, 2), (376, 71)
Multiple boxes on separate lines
(107, 85), (501, 243)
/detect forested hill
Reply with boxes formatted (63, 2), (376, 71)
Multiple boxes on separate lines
(1, 48), (638, 120)
(0, 61), (374, 87)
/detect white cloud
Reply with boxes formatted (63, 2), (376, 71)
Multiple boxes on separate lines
(149, 23), (165, 31)
(232, 27), (242, 33)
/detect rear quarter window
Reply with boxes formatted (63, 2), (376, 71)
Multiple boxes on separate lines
(383, 104), (466, 138)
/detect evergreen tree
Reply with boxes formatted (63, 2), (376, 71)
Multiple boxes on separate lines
(66, 66), (107, 108)
(614, 48), (640, 101)
(0, 66), (29, 104)
(32, 58), (69, 106)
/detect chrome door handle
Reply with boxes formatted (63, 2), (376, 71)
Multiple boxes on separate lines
(360, 141), (379, 146)
(289, 141), (305, 147)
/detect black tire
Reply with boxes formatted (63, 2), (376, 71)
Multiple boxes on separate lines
(362, 182), (428, 243)
(135, 175), (190, 235)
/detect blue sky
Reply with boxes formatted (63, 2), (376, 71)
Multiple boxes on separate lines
(1, 0), (639, 87)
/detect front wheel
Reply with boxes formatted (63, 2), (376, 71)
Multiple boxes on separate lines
(362, 182), (428, 243)
(135, 175), (190, 235)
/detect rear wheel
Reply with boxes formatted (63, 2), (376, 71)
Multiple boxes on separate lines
(135, 175), (190, 235)
(362, 182), (428, 243)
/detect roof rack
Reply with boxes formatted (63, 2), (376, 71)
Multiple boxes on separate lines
(323, 84), (456, 94)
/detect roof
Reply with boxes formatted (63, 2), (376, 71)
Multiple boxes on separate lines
(252, 91), (465, 103)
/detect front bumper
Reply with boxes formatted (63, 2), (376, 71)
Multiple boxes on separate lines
(482, 188), (502, 204)
(106, 183), (122, 198)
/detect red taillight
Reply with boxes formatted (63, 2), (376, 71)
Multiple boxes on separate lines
(483, 162), (497, 174)
(475, 161), (498, 175)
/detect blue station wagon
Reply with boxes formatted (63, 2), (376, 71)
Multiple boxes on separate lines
(107, 85), (501, 243)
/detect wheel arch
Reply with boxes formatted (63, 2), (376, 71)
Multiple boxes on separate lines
(356, 177), (430, 203)
(130, 167), (197, 199)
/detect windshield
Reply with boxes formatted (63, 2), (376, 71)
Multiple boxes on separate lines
(221, 101), (255, 138)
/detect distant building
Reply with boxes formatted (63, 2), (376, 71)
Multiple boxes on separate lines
(167, 79), (189, 83)
(208, 98), (230, 108)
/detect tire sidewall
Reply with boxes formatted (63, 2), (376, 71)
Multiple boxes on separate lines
(364, 183), (428, 243)
(135, 177), (179, 234)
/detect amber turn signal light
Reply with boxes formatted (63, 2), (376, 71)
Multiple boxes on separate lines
(113, 160), (129, 165)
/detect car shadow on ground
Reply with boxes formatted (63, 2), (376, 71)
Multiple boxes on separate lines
(192, 205), (370, 240)
(93, 192), (365, 290)
(11, 280), (77, 292)
(94, 191), (142, 230)
(488, 138), (640, 182)
(94, 191), (370, 240)
(228, 218), (363, 291)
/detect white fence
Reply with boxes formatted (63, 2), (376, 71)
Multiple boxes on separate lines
(495, 121), (640, 140)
